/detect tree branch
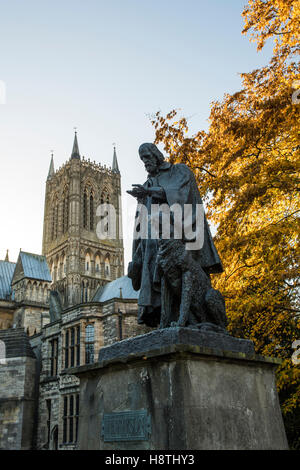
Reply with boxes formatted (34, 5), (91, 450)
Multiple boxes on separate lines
(225, 261), (263, 280)
(194, 166), (217, 178)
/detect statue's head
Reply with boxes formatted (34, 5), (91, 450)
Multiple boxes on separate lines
(139, 143), (164, 176)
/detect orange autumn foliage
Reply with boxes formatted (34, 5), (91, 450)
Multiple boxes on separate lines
(151, 0), (300, 448)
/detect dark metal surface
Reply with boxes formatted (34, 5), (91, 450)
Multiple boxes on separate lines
(19, 251), (51, 282)
(92, 275), (139, 302)
(0, 261), (16, 300)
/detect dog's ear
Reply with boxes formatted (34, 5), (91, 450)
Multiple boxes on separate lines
(128, 261), (142, 291)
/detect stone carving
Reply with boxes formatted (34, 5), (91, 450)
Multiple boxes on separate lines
(127, 143), (227, 331)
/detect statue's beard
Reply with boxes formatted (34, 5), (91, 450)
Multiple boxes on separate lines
(146, 166), (159, 177)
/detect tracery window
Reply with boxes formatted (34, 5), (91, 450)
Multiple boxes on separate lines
(83, 192), (88, 229)
(64, 325), (80, 368)
(51, 196), (59, 240)
(95, 255), (101, 276)
(83, 186), (94, 231)
(85, 324), (95, 364)
(50, 337), (58, 376)
(104, 257), (110, 278)
(63, 393), (79, 444)
(85, 253), (91, 273)
(90, 194), (94, 230)
(62, 188), (69, 233)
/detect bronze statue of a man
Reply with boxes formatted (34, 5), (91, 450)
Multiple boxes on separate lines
(127, 143), (226, 330)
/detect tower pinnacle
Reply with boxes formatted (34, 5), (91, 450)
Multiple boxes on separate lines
(71, 130), (80, 159)
(112, 144), (119, 173)
(47, 151), (55, 179)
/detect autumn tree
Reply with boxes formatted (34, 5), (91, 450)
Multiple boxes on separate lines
(151, 0), (300, 448)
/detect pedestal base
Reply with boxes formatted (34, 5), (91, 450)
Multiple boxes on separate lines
(69, 328), (288, 450)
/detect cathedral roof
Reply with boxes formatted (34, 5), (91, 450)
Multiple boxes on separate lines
(0, 261), (16, 300)
(92, 276), (139, 303)
(12, 251), (52, 283)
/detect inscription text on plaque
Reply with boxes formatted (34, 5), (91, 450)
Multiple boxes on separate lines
(101, 410), (151, 442)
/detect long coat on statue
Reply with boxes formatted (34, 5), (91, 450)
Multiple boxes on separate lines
(128, 161), (223, 327)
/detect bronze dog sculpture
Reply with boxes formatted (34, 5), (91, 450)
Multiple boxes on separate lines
(157, 239), (227, 331)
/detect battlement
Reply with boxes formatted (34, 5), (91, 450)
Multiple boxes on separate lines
(81, 156), (116, 175)
(50, 156), (118, 180)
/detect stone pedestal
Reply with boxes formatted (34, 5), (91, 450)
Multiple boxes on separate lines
(68, 328), (288, 450)
(0, 329), (37, 450)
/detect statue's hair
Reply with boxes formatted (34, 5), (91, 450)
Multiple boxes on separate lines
(138, 143), (165, 164)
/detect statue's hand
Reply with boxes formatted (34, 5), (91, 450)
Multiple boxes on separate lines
(127, 184), (148, 199)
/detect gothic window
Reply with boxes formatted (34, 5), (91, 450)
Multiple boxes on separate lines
(64, 326), (80, 369)
(70, 328), (75, 366)
(85, 324), (95, 364)
(83, 192), (88, 229)
(63, 393), (79, 444)
(51, 208), (54, 240)
(95, 255), (101, 276)
(55, 203), (58, 237)
(104, 257), (110, 278)
(83, 186), (94, 231)
(50, 338), (58, 376)
(90, 194), (94, 230)
(76, 325), (80, 365)
(51, 196), (59, 240)
(63, 188), (69, 234)
(101, 191), (110, 234)
(51, 208), (55, 240)
(64, 330), (69, 367)
(63, 397), (67, 443)
(85, 253), (91, 274)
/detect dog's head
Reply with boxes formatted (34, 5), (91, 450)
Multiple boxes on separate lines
(157, 239), (187, 288)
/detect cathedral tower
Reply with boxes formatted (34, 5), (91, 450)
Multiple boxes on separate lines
(42, 133), (124, 308)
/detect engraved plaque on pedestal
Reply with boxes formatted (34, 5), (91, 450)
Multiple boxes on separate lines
(101, 410), (151, 442)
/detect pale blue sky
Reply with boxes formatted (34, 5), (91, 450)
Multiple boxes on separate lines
(0, 0), (273, 266)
